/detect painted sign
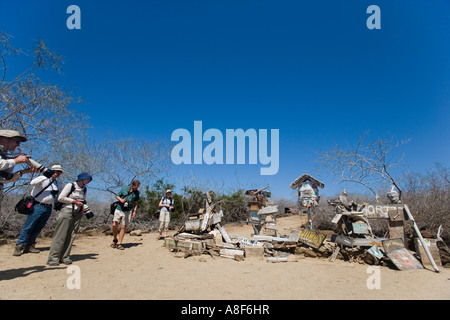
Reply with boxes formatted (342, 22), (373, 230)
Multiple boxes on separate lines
(367, 245), (384, 259)
(238, 237), (264, 247)
(297, 228), (326, 249)
(352, 222), (369, 234)
(383, 239), (422, 271)
(361, 204), (404, 219)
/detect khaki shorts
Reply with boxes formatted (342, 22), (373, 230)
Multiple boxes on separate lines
(159, 210), (170, 231)
(113, 208), (131, 226)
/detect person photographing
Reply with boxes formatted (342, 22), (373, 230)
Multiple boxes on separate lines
(111, 180), (140, 250)
(13, 165), (64, 256)
(47, 172), (92, 266)
(0, 129), (38, 213)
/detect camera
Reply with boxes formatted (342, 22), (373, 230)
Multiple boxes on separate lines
(0, 171), (14, 180)
(83, 204), (94, 219)
(11, 148), (55, 179)
(1, 148), (54, 182)
(26, 158), (55, 179)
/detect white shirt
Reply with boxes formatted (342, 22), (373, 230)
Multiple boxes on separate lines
(0, 156), (21, 184)
(0, 158), (15, 172)
(58, 182), (87, 210)
(160, 197), (173, 213)
(30, 176), (63, 205)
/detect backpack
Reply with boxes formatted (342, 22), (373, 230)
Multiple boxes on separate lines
(161, 196), (173, 206)
(54, 183), (86, 211)
(110, 201), (120, 215)
(109, 188), (134, 215)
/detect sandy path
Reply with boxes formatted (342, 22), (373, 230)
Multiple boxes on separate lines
(0, 215), (449, 300)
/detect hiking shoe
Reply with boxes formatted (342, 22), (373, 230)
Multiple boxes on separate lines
(47, 261), (59, 266)
(61, 258), (73, 265)
(24, 245), (40, 254)
(13, 244), (24, 256)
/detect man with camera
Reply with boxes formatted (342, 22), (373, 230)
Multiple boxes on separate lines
(47, 172), (92, 266)
(13, 165), (65, 256)
(111, 180), (140, 250)
(0, 129), (38, 213)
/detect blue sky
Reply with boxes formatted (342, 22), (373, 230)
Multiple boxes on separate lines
(2, 0), (449, 200)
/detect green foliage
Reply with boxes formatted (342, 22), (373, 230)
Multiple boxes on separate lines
(215, 189), (247, 223)
(138, 179), (248, 223)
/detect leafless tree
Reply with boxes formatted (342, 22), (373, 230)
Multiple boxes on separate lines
(0, 33), (172, 233)
(0, 32), (89, 195)
(91, 135), (172, 196)
(402, 163), (450, 237)
(317, 132), (410, 201)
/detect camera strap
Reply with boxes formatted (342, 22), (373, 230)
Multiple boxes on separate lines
(33, 179), (56, 200)
(162, 196), (172, 206)
(65, 182), (86, 213)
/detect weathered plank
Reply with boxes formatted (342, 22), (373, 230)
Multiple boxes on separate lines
(404, 204), (440, 272)
(217, 224), (232, 243)
(382, 238), (422, 271)
(414, 238), (442, 269)
(252, 235), (290, 242)
(257, 205), (278, 215)
(244, 246), (265, 259)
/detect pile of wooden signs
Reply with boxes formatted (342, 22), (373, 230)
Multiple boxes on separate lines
(163, 190), (442, 272)
(327, 194), (442, 272)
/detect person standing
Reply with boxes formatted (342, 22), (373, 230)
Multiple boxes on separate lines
(0, 129), (36, 213)
(158, 189), (174, 239)
(13, 165), (64, 256)
(111, 180), (140, 250)
(47, 172), (92, 266)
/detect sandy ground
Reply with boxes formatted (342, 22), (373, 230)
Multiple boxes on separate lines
(0, 215), (449, 300)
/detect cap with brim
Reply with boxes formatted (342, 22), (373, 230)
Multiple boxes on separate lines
(51, 164), (64, 172)
(166, 189), (172, 193)
(0, 130), (27, 142)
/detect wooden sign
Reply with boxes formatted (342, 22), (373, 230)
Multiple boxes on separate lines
(353, 238), (387, 247)
(383, 239), (423, 271)
(331, 213), (342, 224)
(361, 204), (404, 219)
(352, 222), (369, 234)
(367, 244), (384, 259)
(297, 228), (326, 249)
(238, 237), (264, 247)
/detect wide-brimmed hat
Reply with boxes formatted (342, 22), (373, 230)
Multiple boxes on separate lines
(166, 189), (172, 193)
(77, 172), (92, 182)
(51, 164), (64, 173)
(0, 129), (27, 142)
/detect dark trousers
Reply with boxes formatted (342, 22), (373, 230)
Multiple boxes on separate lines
(16, 203), (52, 248)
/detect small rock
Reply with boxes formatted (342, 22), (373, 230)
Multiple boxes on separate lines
(130, 230), (142, 236)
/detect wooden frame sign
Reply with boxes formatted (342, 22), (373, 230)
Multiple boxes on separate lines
(297, 228), (326, 249)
